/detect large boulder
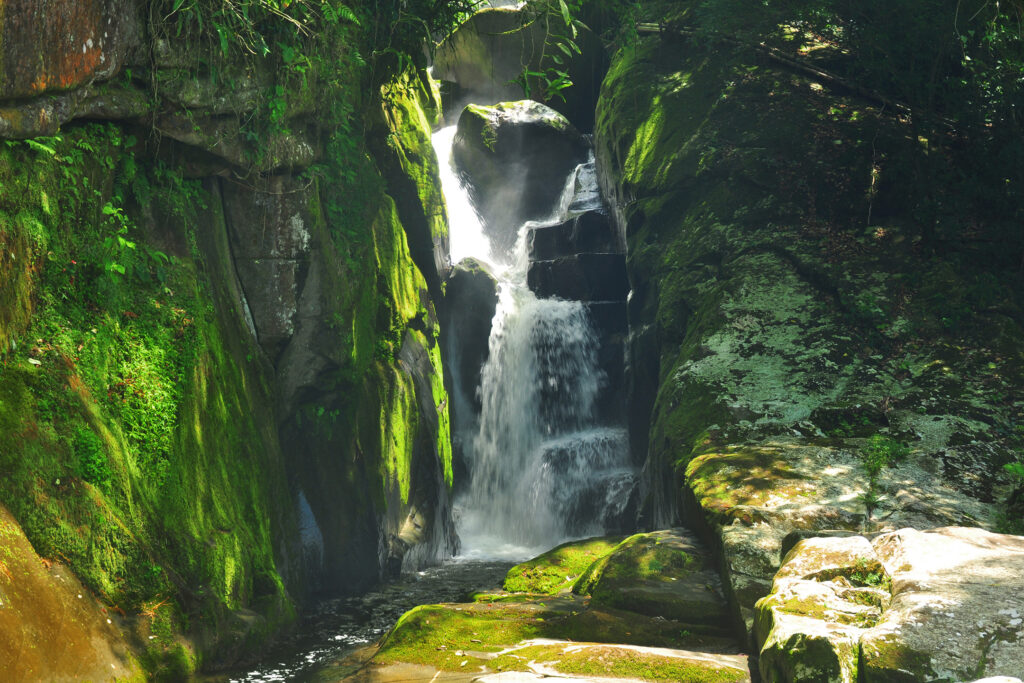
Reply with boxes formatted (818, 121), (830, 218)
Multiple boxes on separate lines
(452, 100), (589, 255)
(755, 529), (1024, 682)
(432, 6), (609, 131)
(574, 530), (734, 635)
(442, 257), (499, 490)
(444, 258), (499, 418)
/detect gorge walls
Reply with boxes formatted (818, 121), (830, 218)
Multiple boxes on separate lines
(0, 1), (455, 677)
(594, 1), (1024, 676)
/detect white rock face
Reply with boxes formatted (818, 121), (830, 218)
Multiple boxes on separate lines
(756, 528), (1024, 682)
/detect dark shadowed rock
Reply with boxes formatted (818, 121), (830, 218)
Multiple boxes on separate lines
(527, 253), (629, 302)
(528, 211), (619, 261)
(453, 101), (589, 256)
(445, 258), (499, 417)
(0, 0), (139, 101)
(443, 258), (499, 492)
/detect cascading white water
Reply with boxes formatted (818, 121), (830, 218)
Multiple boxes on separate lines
(433, 125), (631, 560)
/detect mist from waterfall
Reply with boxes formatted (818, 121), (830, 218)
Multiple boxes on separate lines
(433, 125), (631, 561)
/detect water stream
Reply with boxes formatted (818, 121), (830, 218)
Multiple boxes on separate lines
(224, 113), (633, 682)
(435, 124), (633, 560)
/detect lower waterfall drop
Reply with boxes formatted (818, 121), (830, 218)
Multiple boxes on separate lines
(434, 124), (634, 560)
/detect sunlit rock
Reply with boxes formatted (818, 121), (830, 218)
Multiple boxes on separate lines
(452, 100), (588, 256)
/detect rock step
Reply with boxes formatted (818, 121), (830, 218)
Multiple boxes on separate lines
(756, 529), (1024, 683)
(528, 211), (619, 262)
(337, 530), (751, 682)
(527, 253), (629, 302)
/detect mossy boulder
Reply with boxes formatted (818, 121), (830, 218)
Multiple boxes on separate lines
(348, 534), (751, 681)
(452, 100), (589, 256)
(755, 529), (1024, 682)
(755, 537), (888, 683)
(574, 530), (732, 633)
(503, 535), (624, 595)
(367, 607), (752, 682)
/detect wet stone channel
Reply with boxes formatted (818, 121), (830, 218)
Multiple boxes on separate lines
(211, 561), (513, 682)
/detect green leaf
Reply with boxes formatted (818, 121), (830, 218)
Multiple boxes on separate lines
(558, 0), (571, 27)
(25, 139), (57, 156)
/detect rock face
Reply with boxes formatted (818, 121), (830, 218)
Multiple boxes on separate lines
(527, 252), (629, 302)
(528, 210), (620, 261)
(0, 2), (458, 675)
(432, 7), (609, 131)
(756, 528), (1024, 682)
(0, 0), (141, 138)
(443, 258), (498, 490)
(0, 505), (141, 681)
(0, 0), (138, 100)
(594, 0), (1024, 676)
(453, 100), (589, 255)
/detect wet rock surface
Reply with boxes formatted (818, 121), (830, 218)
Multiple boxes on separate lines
(453, 101), (589, 254)
(432, 7), (608, 131)
(527, 253), (629, 302)
(334, 532), (751, 683)
(528, 211), (620, 262)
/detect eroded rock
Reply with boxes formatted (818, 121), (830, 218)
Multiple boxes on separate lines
(755, 529), (1024, 682)
(0, 505), (141, 681)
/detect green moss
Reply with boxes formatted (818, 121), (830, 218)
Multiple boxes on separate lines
(504, 535), (625, 595)
(375, 603), (542, 670)
(492, 644), (748, 683)
(0, 124), (294, 674)
(862, 635), (939, 681)
(575, 533), (704, 598)
(685, 446), (810, 520)
(380, 365), (418, 504)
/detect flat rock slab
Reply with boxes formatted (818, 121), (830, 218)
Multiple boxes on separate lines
(338, 533), (750, 681)
(344, 639), (749, 683)
(755, 527), (1024, 682)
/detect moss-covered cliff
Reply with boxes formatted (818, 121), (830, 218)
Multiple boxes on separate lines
(596, 0), (1024, 637)
(0, 0), (461, 677)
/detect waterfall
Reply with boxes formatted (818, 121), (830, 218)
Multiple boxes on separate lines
(433, 125), (633, 560)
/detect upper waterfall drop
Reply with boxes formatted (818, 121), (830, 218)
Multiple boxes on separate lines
(433, 105), (635, 561)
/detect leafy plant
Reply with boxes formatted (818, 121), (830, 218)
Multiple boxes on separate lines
(75, 427), (112, 490)
(1005, 461), (1024, 483)
(860, 435), (910, 477)
(849, 557), (889, 590)
(857, 435), (910, 517)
